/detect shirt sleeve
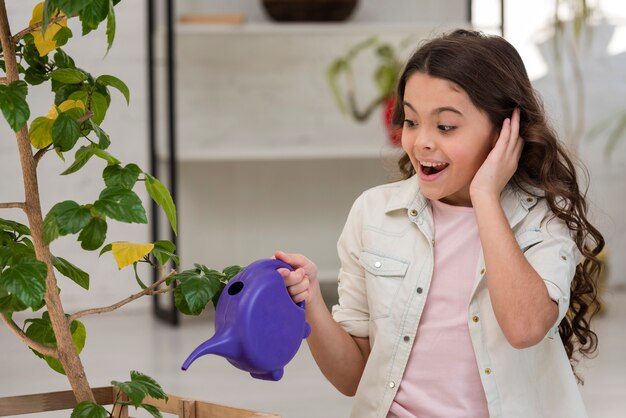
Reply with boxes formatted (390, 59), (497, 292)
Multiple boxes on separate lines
(523, 210), (584, 338)
(331, 193), (370, 338)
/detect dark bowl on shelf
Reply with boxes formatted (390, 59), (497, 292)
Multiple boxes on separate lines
(261, 0), (359, 22)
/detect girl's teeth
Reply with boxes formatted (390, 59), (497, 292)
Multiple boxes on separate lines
(420, 161), (446, 167)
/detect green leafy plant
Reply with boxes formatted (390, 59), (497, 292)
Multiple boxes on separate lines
(0, 1), (243, 416)
(326, 36), (406, 122)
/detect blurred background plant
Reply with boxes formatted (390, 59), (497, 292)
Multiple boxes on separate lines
(326, 35), (412, 145)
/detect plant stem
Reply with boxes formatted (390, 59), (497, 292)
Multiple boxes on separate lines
(69, 273), (175, 321)
(0, 313), (57, 357)
(0, 0), (95, 404)
(0, 202), (26, 210)
(12, 14), (66, 44)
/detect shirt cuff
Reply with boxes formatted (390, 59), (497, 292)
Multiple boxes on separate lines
(544, 279), (570, 338)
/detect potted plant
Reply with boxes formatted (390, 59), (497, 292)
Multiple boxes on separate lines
(0, 1), (273, 416)
(326, 35), (410, 146)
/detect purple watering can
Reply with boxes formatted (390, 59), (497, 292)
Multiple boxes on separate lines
(181, 258), (311, 381)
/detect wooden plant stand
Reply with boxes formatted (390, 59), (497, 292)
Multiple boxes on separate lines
(0, 386), (280, 418)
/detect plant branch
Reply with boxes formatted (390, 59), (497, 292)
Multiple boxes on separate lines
(34, 144), (52, 165)
(0, 0), (95, 403)
(12, 14), (66, 44)
(0, 313), (58, 358)
(0, 201), (26, 210)
(69, 271), (176, 321)
(77, 110), (94, 125)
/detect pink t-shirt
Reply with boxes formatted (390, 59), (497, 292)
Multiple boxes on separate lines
(388, 199), (489, 418)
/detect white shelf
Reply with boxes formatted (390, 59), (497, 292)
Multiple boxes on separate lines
(175, 22), (467, 36)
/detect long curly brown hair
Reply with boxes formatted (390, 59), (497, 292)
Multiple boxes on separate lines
(392, 29), (605, 380)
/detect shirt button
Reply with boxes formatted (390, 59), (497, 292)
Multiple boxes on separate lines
(484, 368), (492, 375)
(388, 381), (395, 388)
(561, 255), (567, 261)
(416, 287), (423, 294)
(403, 335), (410, 342)
(527, 197), (534, 203)
(409, 209), (418, 217)
(472, 315), (480, 323)
(374, 261), (382, 268)
(480, 268), (486, 275)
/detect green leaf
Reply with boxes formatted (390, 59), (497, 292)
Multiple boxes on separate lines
(90, 120), (110, 149)
(106, 0), (116, 52)
(52, 111), (82, 152)
(50, 68), (87, 84)
(54, 49), (75, 68)
(152, 240), (179, 266)
(75, 91), (108, 125)
(131, 371), (168, 401)
(0, 81), (30, 132)
(222, 265), (243, 281)
(56, 0), (85, 16)
(71, 402), (108, 418)
(144, 174), (177, 234)
(52, 256), (89, 290)
(140, 404), (163, 418)
(132, 262), (147, 289)
(0, 218), (31, 237)
(25, 313), (86, 375)
(103, 164), (141, 189)
(78, 217), (107, 250)
(95, 187), (147, 224)
(111, 380), (145, 407)
(172, 269), (221, 315)
(25, 66), (48, 85)
(99, 243), (112, 256)
(0, 285), (28, 314)
(61, 145), (120, 175)
(2, 258), (47, 308)
(79, 0), (109, 35)
(52, 26), (72, 48)
(43, 201), (91, 244)
(42, 1), (58, 34)
(96, 74), (129, 104)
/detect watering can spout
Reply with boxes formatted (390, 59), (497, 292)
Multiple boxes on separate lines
(181, 329), (239, 371)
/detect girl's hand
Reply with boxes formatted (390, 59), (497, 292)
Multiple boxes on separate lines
(470, 107), (524, 201)
(274, 250), (319, 305)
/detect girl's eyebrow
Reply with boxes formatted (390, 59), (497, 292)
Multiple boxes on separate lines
(403, 101), (464, 117)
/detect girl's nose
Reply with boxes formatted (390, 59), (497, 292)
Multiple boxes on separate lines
(414, 130), (435, 151)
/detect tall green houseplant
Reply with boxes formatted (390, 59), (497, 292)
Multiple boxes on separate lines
(0, 1), (241, 416)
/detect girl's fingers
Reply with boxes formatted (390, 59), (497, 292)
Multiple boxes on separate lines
(508, 108), (521, 151)
(280, 267), (306, 287)
(287, 276), (310, 296)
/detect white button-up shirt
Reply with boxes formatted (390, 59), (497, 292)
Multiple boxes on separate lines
(331, 176), (585, 418)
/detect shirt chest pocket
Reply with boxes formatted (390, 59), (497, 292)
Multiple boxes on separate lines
(360, 250), (409, 320)
(515, 228), (544, 252)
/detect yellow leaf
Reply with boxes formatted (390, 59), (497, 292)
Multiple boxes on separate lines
(30, 2), (67, 57)
(47, 99), (85, 119)
(29, 116), (55, 149)
(111, 242), (155, 270)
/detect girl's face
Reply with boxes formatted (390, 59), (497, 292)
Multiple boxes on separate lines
(401, 73), (497, 207)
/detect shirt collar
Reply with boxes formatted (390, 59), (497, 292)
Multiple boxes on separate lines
(384, 176), (426, 214)
(384, 176), (543, 216)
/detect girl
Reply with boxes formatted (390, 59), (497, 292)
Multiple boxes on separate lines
(275, 29), (604, 418)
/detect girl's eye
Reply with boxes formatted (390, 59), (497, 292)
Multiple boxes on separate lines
(438, 125), (455, 132)
(403, 119), (417, 128)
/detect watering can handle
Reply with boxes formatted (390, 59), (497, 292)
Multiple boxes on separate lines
(271, 258), (306, 311)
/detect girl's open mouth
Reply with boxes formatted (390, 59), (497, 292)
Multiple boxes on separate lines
(419, 161), (449, 178)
